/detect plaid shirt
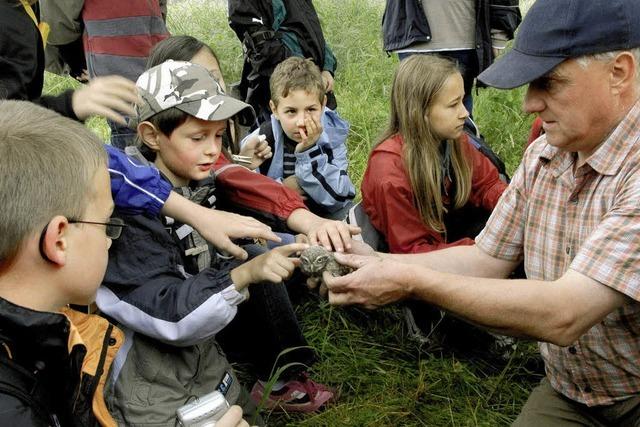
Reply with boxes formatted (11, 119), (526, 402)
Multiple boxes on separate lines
(476, 100), (640, 406)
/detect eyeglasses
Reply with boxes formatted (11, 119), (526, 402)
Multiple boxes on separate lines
(39, 217), (127, 263)
(68, 218), (127, 240)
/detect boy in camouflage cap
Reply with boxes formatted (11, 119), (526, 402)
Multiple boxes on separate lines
(97, 60), (334, 426)
(135, 59), (255, 126)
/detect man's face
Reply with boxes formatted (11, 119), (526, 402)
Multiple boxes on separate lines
(271, 89), (324, 143)
(523, 58), (617, 158)
(65, 165), (114, 305)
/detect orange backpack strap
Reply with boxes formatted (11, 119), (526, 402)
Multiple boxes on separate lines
(19, 0), (49, 47)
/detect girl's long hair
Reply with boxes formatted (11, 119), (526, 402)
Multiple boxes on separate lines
(376, 55), (472, 234)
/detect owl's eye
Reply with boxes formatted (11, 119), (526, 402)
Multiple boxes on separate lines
(315, 255), (328, 264)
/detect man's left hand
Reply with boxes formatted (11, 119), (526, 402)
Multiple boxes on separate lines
(323, 253), (410, 309)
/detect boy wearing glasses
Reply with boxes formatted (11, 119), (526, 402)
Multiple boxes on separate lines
(0, 100), (124, 425)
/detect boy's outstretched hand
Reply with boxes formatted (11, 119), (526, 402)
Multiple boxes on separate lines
(72, 75), (141, 125)
(162, 192), (281, 260)
(294, 113), (323, 153)
(231, 243), (308, 288)
(308, 220), (360, 253)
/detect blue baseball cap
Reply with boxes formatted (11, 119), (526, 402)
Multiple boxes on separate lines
(478, 0), (640, 89)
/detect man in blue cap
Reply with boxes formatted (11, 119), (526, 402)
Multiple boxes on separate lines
(323, 0), (640, 424)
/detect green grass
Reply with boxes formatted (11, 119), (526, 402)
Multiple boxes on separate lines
(44, 1), (540, 425)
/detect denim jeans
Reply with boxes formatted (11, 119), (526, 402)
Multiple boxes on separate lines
(215, 244), (315, 381)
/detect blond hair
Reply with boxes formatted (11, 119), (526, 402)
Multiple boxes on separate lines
(269, 57), (325, 106)
(0, 101), (107, 264)
(377, 55), (472, 234)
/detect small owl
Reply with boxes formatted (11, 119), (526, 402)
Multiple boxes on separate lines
(299, 246), (352, 278)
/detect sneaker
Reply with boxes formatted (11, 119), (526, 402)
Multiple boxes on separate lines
(250, 372), (334, 412)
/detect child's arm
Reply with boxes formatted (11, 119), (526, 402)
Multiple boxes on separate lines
(107, 145), (279, 259)
(97, 213), (254, 347)
(230, 243), (307, 289)
(294, 110), (356, 212)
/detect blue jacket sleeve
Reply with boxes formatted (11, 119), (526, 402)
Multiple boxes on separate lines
(106, 145), (171, 216)
(295, 109), (356, 212)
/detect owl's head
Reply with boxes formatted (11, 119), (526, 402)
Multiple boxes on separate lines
(299, 246), (331, 276)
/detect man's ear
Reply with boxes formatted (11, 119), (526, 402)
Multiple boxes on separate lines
(609, 51), (636, 96)
(269, 100), (279, 119)
(321, 94), (327, 108)
(137, 121), (162, 152)
(41, 216), (70, 266)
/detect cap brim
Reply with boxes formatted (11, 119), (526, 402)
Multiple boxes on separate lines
(477, 49), (566, 89)
(178, 95), (256, 127)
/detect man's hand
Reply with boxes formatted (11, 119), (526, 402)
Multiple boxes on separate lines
(324, 253), (410, 309)
(238, 134), (272, 170)
(295, 113), (323, 153)
(72, 75), (140, 124)
(231, 243), (308, 288)
(321, 70), (334, 92)
(306, 239), (375, 296)
(215, 406), (250, 427)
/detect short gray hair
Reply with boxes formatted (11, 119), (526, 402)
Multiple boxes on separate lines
(0, 101), (107, 264)
(576, 48), (640, 82)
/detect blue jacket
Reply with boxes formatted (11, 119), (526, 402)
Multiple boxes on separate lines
(242, 108), (355, 214)
(106, 145), (171, 216)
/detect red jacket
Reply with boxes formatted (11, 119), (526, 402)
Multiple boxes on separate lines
(214, 155), (306, 230)
(361, 134), (507, 254)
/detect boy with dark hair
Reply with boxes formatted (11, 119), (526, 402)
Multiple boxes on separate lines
(0, 100), (122, 426)
(242, 57), (355, 220)
(99, 61), (334, 425)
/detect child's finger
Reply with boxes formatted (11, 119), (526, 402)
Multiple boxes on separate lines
(273, 242), (309, 257)
(298, 124), (308, 140)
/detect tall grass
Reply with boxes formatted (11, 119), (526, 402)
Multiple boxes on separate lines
(44, 1), (540, 425)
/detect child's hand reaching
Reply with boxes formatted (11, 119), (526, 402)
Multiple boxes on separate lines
(238, 134), (272, 170)
(295, 113), (323, 153)
(230, 243), (308, 288)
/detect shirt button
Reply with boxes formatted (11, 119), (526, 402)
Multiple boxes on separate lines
(566, 246), (571, 255)
(568, 346), (577, 354)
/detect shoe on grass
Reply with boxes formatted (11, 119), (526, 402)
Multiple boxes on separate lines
(250, 372), (334, 412)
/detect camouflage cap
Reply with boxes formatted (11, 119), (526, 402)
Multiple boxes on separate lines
(134, 60), (255, 127)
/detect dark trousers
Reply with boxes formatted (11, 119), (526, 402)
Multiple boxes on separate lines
(215, 245), (315, 381)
